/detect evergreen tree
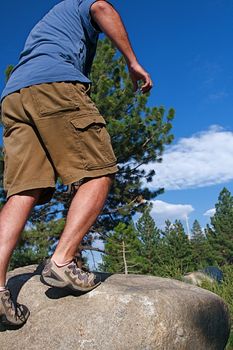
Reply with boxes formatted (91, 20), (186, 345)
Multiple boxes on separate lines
(90, 39), (175, 233)
(136, 205), (161, 275)
(9, 219), (65, 269)
(101, 222), (143, 274)
(159, 220), (193, 277)
(206, 188), (233, 265)
(190, 219), (210, 269)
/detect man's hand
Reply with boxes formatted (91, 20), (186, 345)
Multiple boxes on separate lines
(128, 62), (153, 94)
(91, 1), (153, 94)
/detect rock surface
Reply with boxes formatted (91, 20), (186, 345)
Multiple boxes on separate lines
(0, 265), (230, 350)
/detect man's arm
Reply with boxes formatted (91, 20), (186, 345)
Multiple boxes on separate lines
(90, 1), (153, 93)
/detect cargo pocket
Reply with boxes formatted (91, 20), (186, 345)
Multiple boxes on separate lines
(70, 114), (117, 170)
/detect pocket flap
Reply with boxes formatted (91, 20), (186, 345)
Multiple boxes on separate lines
(70, 115), (106, 129)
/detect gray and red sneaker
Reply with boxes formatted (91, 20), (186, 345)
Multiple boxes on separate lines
(41, 259), (101, 292)
(0, 289), (29, 326)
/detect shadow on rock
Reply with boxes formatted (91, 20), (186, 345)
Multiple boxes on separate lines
(191, 297), (231, 349)
(6, 264), (43, 303)
(45, 286), (84, 299)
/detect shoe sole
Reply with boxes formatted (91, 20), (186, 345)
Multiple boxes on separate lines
(0, 311), (30, 328)
(40, 274), (101, 292)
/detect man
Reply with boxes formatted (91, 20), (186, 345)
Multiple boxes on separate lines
(0, 0), (152, 326)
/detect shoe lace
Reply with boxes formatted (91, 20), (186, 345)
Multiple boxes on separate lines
(70, 258), (92, 277)
(15, 303), (26, 321)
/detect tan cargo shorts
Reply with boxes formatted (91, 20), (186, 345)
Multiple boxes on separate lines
(1, 82), (118, 204)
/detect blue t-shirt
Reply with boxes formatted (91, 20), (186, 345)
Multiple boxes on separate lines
(1, 0), (101, 101)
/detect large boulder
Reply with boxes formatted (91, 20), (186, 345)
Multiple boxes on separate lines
(0, 265), (230, 350)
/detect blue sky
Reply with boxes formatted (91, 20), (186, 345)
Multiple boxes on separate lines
(1, 0), (233, 233)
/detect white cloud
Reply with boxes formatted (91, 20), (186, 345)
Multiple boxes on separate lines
(150, 200), (194, 228)
(144, 125), (233, 190)
(204, 208), (216, 217)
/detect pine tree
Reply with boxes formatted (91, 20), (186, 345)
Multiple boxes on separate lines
(89, 38), (175, 230)
(190, 219), (210, 269)
(101, 222), (143, 274)
(159, 220), (193, 277)
(136, 205), (161, 275)
(206, 187), (233, 265)
(9, 219), (65, 269)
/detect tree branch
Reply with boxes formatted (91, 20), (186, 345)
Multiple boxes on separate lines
(79, 245), (106, 254)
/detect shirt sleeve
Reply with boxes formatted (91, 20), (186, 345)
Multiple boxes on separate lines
(79, 0), (103, 34)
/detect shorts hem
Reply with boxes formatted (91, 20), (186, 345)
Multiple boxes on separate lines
(5, 181), (56, 200)
(62, 165), (118, 185)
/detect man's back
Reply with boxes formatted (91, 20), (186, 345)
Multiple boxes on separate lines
(1, 0), (101, 101)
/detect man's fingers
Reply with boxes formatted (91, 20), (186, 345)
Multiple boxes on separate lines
(129, 66), (153, 93)
(141, 75), (153, 93)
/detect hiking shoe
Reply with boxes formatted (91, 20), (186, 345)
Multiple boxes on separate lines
(41, 258), (101, 292)
(0, 289), (30, 326)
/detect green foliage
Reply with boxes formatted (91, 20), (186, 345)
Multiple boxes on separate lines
(101, 222), (143, 274)
(227, 333), (233, 350)
(9, 219), (65, 269)
(157, 220), (193, 276)
(4, 65), (14, 83)
(200, 265), (233, 350)
(136, 205), (161, 274)
(201, 265), (233, 318)
(97, 188), (233, 282)
(103, 210), (196, 278)
(191, 219), (211, 269)
(206, 188), (233, 265)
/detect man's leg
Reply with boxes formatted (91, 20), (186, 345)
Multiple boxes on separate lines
(52, 175), (113, 264)
(0, 189), (42, 287)
(41, 175), (113, 292)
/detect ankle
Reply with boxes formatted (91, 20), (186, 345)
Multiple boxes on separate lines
(51, 257), (73, 267)
(0, 286), (7, 292)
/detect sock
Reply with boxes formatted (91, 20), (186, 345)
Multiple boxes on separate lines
(52, 259), (73, 268)
(0, 286), (6, 292)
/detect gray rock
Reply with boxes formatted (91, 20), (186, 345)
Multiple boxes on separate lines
(183, 271), (215, 286)
(0, 265), (230, 350)
(183, 267), (224, 286)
